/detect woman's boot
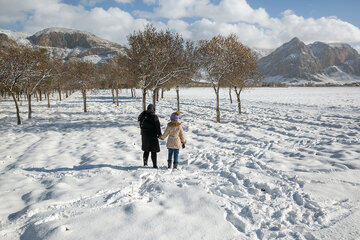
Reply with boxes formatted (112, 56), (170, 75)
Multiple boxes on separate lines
(167, 160), (172, 169)
(151, 152), (158, 168)
(143, 152), (149, 166)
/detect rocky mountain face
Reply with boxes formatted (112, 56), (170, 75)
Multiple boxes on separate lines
(0, 33), (18, 50)
(0, 28), (124, 64)
(257, 37), (360, 84)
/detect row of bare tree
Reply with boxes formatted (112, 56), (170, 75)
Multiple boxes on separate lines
(1, 24), (260, 125)
(0, 47), (136, 124)
(127, 25), (260, 122)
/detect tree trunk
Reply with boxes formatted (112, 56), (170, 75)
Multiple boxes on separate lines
(156, 88), (159, 102)
(82, 89), (87, 112)
(28, 94), (32, 119)
(215, 87), (221, 123)
(39, 90), (43, 101)
(11, 91), (21, 125)
(161, 88), (164, 99)
(111, 88), (115, 104)
(152, 89), (157, 109)
(58, 87), (62, 101)
(176, 88), (180, 112)
(142, 89), (147, 111)
(229, 87), (233, 104)
(35, 92), (38, 102)
(66, 90), (69, 98)
(116, 88), (119, 107)
(47, 92), (51, 108)
(132, 88), (136, 98)
(234, 87), (242, 114)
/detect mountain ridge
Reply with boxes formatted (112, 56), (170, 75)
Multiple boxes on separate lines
(0, 27), (124, 64)
(257, 37), (360, 85)
(1, 27), (360, 85)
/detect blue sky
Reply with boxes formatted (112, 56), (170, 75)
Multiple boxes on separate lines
(1, 0), (360, 50)
(247, 0), (360, 27)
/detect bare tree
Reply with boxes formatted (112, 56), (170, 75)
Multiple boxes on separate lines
(224, 42), (260, 114)
(169, 40), (198, 112)
(23, 49), (54, 119)
(112, 54), (133, 107)
(40, 58), (63, 108)
(126, 24), (191, 111)
(198, 35), (257, 122)
(0, 47), (43, 124)
(68, 61), (97, 112)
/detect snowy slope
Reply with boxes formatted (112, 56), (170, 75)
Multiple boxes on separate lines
(252, 47), (274, 59)
(0, 29), (32, 46)
(1, 87), (360, 239)
(265, 72), (360, 86)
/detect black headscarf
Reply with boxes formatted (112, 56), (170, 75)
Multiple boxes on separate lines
(147, 104), (155, 115)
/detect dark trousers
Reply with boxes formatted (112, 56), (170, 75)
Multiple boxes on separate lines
(143, 151), (157, 167)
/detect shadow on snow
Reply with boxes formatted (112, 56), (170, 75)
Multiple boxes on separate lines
(23, 164), (145, 173)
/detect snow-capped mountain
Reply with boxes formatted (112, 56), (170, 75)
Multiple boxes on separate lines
(257, 37), (360, 85)
(0, 27), (124, 64)
(252, 47), (274, 59)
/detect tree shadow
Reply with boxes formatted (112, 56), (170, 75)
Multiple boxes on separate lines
(20, 120), (133, 133)
(23, 164), (145, 173)
(86, 95), (141, 102)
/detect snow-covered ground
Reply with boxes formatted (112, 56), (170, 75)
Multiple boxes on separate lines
(265, 74), (360, 86)
(1, 87), (360, 240)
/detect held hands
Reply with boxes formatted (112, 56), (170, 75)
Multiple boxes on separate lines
(182, 143), (185, 149)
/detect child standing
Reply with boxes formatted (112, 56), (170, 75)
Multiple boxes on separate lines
(160, 111), (186, 169)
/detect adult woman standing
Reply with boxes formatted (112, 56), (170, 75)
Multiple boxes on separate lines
(138, 104), (162, 168)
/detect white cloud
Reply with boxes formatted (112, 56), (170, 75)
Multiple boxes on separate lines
(7, 1), (150, 44)
(136, 0), (275, 27)
(167, 18), (277, 49)
(80, 0), (105, 6)
(273, 11), (360, 45)
(114, 0), (134, 3)
(0, 0), (60, 25)
(1, 0), (360, 49)
(143, 0), (157, 5)
(136, 0), (360, 49)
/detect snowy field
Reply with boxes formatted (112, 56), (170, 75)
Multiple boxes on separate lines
(0, 87), (360, 240)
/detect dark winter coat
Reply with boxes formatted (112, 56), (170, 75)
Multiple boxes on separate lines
(138, 108), (162, 153)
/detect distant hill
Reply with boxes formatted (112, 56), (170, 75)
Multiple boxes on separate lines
(2, 27), (360, 85)
(0, 27), (124, 64)
(257, 37), (360, 85)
